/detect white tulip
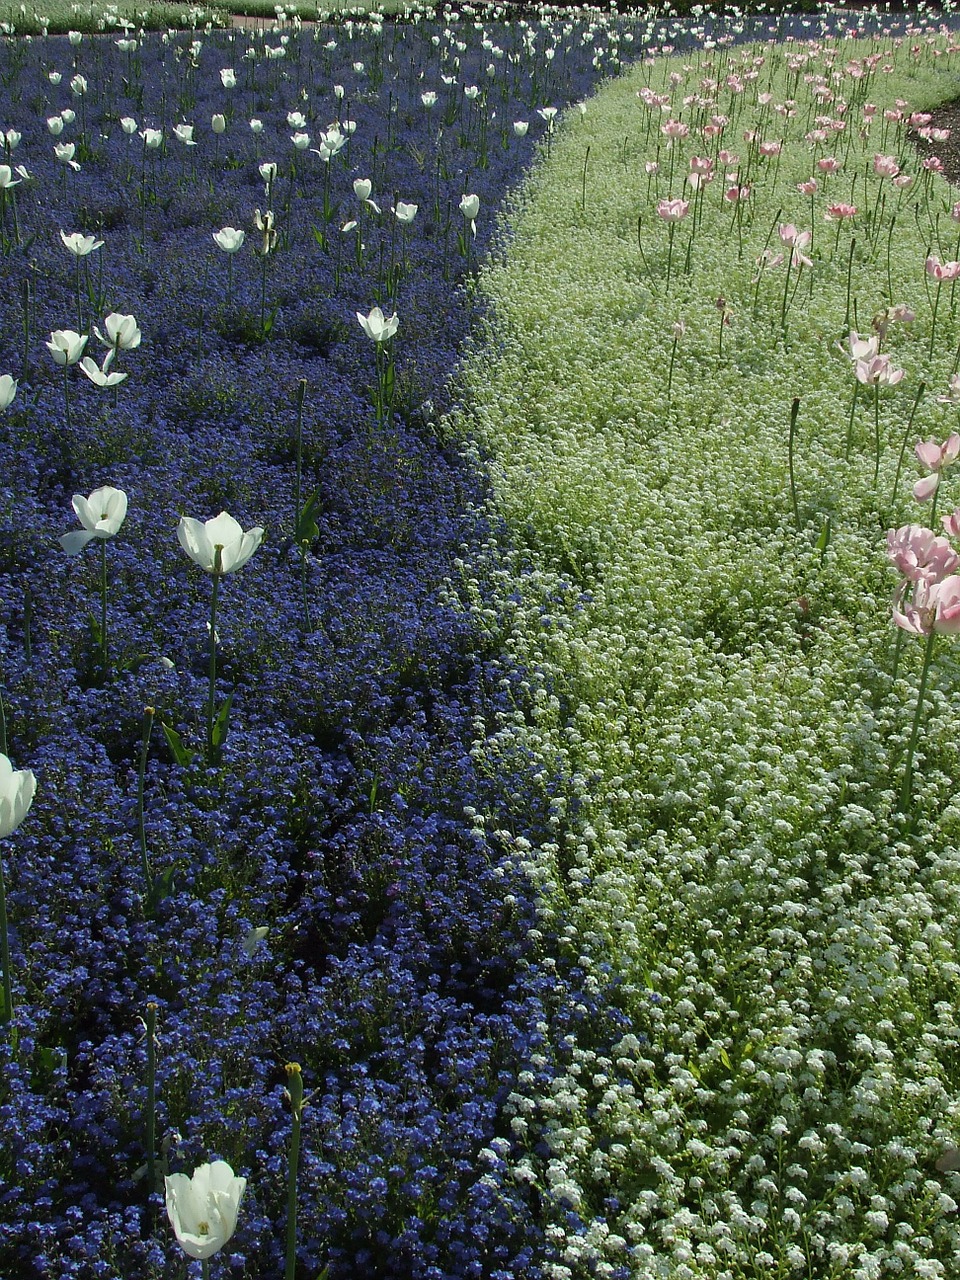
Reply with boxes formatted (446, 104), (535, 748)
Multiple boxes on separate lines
(0, 753), (35, 839)
(356, 305), (398, 343)
(177, 512), (264, 576)
(165, 1161), (246, 1261)
(59, 485), (128, 554)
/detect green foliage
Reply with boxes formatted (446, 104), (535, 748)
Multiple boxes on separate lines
(454, 24), (960, 1278)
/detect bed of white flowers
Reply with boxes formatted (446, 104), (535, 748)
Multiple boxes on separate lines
(452, 11), (960, 1279)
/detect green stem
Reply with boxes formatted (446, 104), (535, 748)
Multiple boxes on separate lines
(300, 546), (313, 635)
(844, 236), (856, 333)
(899, 628), (937, 813)
(293, 378), (306, 532)
(891, 381), (926, 505)
(0, 847), (12, 1028)
(844, 379), (859, 461)
(207, 551), (222, 765)
(284, 1063), (304, 1280)
(666, 335), (678, 404)
(100, 539), (108, 676)
(873, 386), (882, 486)
(788, 396), (801, 530)
(930, 281), (942, 361)
(137, 708), (154, 898)
(144, 1001), (157, 1192)
(779, 251), (793, 342)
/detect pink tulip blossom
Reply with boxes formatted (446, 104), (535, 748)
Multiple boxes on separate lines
(855, 353), (904, 387)
(887, 524), (959, 583)
(657, 198), (690, 221)
(825, 202), (857, 221)
(925, 255), (960, 282)
(840, 330), (879, 361)
(797, 178), (818, 195)
(913, 433), (960, 501)
(873, 153), (900, 178)
(893, 574), (960, 636)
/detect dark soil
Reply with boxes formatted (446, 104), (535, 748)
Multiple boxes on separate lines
(912, 101), (960, 187)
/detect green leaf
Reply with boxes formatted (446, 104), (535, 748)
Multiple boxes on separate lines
(212, 691), (235, 751)
(161, 722), (195, 768)
(815, 514), (831, 560)
(146, 865), (176, 912)
(295, 488), (323, 545)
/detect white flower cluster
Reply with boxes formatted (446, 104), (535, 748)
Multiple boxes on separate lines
(452, 13), (960, 1278)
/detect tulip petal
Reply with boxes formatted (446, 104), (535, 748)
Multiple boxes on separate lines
(59, 529), (99, 555)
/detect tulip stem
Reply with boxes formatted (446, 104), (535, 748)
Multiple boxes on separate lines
(844, 380), (859, 461)
(137, 708), (154, 899)
(891, 381), (926, 506)
(99, 540), (109, 676)
(284, 1063), (304, 1280)
(899, 628), (937, 813)
(873, 386), (882, 486)
(293, 378), (306, 532)
(788, 396), (801, 531)
(144, 1001), (158, 1192)
(0, 848), (13, 1027)
(930, 281), (943, 361)
(207, 553), (222, 765)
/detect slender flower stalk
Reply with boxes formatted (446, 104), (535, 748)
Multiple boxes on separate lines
(284, 1062), (306, 1280)
(899, 627), (937, 812)
(137, 708), (155, 899)
(143, 1000), (158, 1192)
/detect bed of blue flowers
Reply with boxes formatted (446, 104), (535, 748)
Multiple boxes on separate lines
(0, 10), (637, 1277)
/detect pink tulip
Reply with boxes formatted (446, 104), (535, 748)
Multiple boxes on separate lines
(873, 153), (900, 178)
(817, 156), (842, 173)
(913, 473), (942, 503)
(925, 255), (960, 282)
(916, 434), (960, 472)
(840, 330), (879, 361)
(855, 353), (904, 387)
(825, 202), (857, 220)
(797, 178), (818, 196)
(934, 576), (960, 633)
(887, 524), (959, 583)
(657, 198), (690, 221)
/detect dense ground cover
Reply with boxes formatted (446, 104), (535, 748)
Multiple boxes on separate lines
(454, 7), (960, 1277)
(0, 9), (639, 1277)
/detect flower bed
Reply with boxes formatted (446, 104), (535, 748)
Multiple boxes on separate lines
(0, 11), (627, 1277)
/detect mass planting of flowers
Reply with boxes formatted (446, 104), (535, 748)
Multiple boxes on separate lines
(0, 7), (625, 1276)
(7, 1), (960, 1278)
